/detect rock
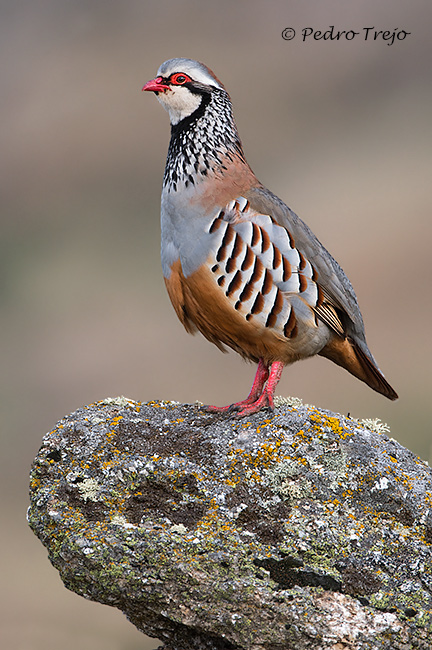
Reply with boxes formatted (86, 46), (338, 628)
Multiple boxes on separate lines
(28, 397), (432, 649)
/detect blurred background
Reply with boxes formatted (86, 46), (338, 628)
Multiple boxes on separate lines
(1, 0), (431, 648)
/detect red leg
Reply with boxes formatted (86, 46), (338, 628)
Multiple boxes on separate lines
(206, 359), (269, 413)
(205, 359), (284, 417)
(234, 361), (284, 418)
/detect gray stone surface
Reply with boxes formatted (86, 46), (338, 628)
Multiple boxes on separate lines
(28, 397), (432, 649)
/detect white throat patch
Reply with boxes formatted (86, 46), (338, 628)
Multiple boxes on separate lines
(157, 87), (202, 125)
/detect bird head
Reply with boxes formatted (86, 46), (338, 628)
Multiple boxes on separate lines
(142, 58), (225, 125)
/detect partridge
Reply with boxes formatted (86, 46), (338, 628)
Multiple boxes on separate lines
(142, 58), (398, 416)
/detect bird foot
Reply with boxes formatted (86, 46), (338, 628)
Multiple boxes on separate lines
(231, 392), (275, 418)
(203, 400), (253, 414)
(204, 403), (233, 414)
(203, 360), (282, 418)
(204, 392), (275, 418)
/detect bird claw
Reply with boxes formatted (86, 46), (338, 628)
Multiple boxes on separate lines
(202, 404), (232, 414)
(232, 399), (275, 419)
(203, 402), (249, 414)
(203, 394), (275, 418)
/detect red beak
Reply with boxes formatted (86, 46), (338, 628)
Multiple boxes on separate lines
(142, 76), (170, 93)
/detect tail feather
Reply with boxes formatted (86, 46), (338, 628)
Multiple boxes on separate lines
(319, 336), (398, 401)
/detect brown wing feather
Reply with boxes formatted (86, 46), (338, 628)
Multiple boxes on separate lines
(313, 286), (345, 337)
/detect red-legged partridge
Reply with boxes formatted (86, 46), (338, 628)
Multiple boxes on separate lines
(142, 58), (398, 417)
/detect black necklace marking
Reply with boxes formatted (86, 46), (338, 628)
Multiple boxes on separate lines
(163, 88), (246, 192)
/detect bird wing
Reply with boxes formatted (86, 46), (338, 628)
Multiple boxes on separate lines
(244, 186), (368, 346)
(202, 194), (346, 342)
(210, 191), (397, 400)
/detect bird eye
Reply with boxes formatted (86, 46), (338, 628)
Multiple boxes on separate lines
(171, 73), (191, 85)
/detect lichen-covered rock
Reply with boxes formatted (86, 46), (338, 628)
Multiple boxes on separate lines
(28, 397), (432, 649)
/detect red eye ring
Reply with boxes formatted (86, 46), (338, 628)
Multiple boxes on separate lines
(170, 73), (191, 85)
